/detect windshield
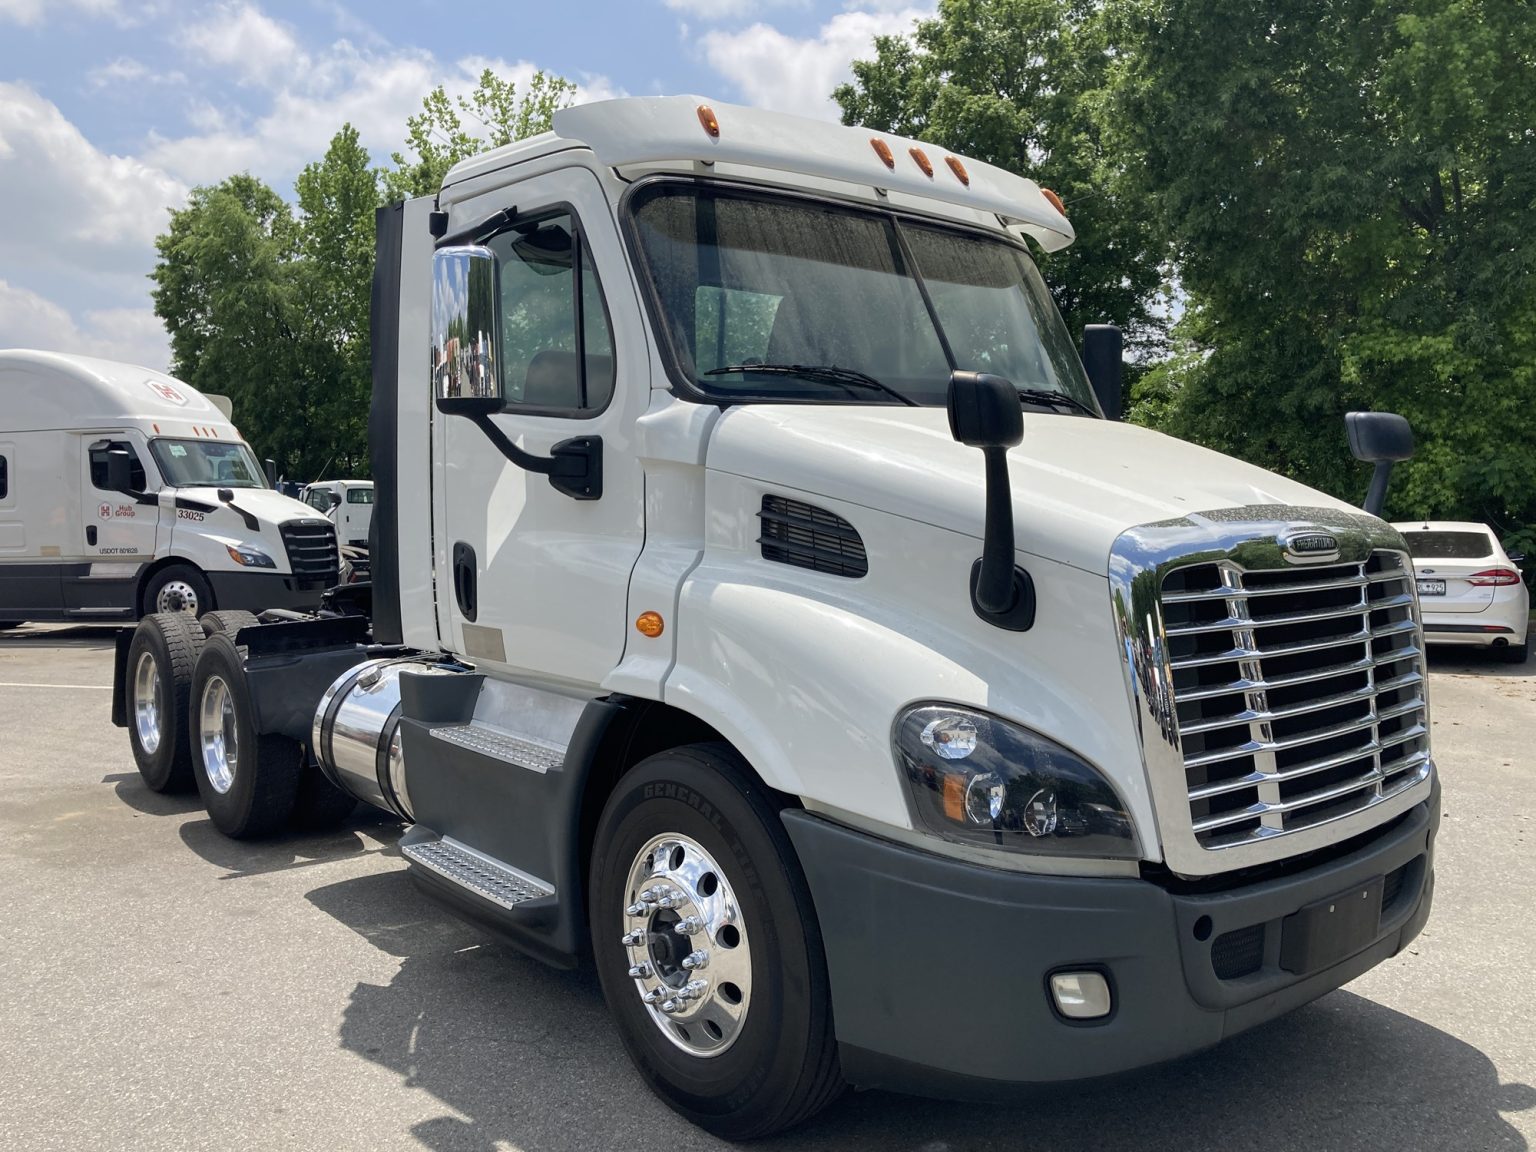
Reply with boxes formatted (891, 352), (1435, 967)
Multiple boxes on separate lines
(628, 183), (1098, 410)
(149, 439), (266, 489)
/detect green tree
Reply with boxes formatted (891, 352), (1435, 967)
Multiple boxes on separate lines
(1110, 0), (1536, 538)
(383, 69), (577, 200)
(834, 0), (1170, 353)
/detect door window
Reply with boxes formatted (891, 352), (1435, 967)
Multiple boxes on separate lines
(346, 487), (374, 504)
(88, 441), (146, 491)
(487, 212), (615, 413)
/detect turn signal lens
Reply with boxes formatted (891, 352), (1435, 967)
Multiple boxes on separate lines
(870, 137), (895, 169)
(909, 147), (933, 177)
(1467, 568), (1521, 586)
(944, 155), (969, 185)
(1041, 187), (1066, 215)
(697, 104), (720, 138)
(636, 611), (665, 637)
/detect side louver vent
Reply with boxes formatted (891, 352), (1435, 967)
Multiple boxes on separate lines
(758, 495), (868, 578)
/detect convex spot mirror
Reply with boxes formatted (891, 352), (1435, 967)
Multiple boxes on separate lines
(432, 245), (502, 417)
(1346, 411), (1414, 463)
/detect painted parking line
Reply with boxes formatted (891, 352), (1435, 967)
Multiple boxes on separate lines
(0, 682), (112, 690)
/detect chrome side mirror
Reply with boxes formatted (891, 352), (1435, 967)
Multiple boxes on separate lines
(432, 245), (502, 416)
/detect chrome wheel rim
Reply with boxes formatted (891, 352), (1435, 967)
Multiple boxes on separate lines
(621, 833), (752, 1058)
(157, 580), (199, 614)
(197, 675), (238, 794)
(132, 651), (161, 755)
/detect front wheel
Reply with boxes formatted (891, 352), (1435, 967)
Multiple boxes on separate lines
(589, 745), (843, 1139)
(142, 563), (214, 618)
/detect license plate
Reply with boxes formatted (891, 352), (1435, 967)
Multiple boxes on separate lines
(1280, 876), (1384, 975)
(1416, 579), (1446, 596)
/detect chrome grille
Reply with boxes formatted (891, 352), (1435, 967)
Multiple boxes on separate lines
(280, 519), (340, 582)
(1160, 550), (1430, 850)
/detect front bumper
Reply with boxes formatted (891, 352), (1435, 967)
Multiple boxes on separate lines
(207, 570), (331, 614)
(782, 783), (1438, 1099)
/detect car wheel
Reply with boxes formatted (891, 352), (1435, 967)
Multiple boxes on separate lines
(126, 612), (206, 793)
(189, 634), (302, 838)
(1502, 639), (1529, 664)
(589, 743), (843, 1139)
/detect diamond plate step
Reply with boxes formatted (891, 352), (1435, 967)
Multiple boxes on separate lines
(402, 837), (554, 910)
(430, 724), (566, 773)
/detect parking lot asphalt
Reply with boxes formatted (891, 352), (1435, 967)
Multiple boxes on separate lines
(1, 624), (1533, 1152)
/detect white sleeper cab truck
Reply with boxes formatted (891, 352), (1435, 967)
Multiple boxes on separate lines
(112, 98), (1438, 1138)
(300, 479), (375, 548)
(0, 351), (339, 626)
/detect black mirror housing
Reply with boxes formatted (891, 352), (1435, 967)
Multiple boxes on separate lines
(1082, 325), (1123, 421)
(1346, 411), (1414, 463)
(947, 371), (1023, 448)
(105, 448), (134, 494)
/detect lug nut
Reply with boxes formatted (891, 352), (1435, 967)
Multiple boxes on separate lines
(621, 930), (645, 947)
(625, 902), (648, 917)
(681, 950), (709, 971)
(642, 988), (665, 1004)
(682, 979), (709, 1000)
(655, 893), (683, 910)
(628, 963), (652, 979)
(660, 999), (682, 1014)
(674, 916), (704, 935)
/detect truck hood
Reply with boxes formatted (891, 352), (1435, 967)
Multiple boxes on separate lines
(706, 406), (1361, 577)
(170, 486), (327, 530)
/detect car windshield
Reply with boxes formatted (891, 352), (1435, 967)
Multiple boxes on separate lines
(1402, 530), (1494, 560)
(628, 183), (1098, 410)
(149, 439), (266, 489)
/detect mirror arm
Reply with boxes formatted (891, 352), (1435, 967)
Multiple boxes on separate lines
(435, 206), (518, 249)
(1363, 460), (1393, 519)
(466, 413), (603, 501)
(976, 447), (1016, 613)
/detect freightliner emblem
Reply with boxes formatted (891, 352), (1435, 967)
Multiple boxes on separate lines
(1282, 530), (1341, 564)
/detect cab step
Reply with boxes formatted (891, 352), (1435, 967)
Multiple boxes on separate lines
(401, 834), (555, 910)
(429, 723), (566, 773)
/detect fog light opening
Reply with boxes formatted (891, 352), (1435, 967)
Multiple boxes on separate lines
(1049, 971), (1112, 1021)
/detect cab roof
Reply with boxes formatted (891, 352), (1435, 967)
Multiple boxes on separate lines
(0, 349), (238, 436)
(441, 95), (1075, 253)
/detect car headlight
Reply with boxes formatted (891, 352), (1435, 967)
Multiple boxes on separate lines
(226, 543), (276, 568)
(894, 703), (1140, 859)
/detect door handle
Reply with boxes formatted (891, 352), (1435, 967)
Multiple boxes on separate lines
(86, 525), (97, 546)
(452, 542), (477, 622)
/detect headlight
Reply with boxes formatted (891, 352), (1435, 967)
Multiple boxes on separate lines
(894, 703), (1139, 859)
(226, 543), (276, 568)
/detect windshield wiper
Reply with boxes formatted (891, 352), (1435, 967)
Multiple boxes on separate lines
(1016, 387), (1099, 417)
(705, 363), (920, 407)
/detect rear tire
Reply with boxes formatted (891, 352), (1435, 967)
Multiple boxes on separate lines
(126, 613), (206, 793)
(189, 634), (301, 838)
(200, 610), (258, 639)
(1502, 639), (1529, 664)
(589, 744), (843, 1140)
(142, 563), (214, 618)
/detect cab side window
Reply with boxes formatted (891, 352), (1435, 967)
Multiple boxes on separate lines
(88, 441), (146, 491)
(488, 212), (615, 413)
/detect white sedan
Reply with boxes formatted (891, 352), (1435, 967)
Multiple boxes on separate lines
(1394, 521), (1530, 663)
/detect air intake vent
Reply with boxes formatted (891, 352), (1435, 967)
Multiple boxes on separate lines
(758, 495), (867, 578)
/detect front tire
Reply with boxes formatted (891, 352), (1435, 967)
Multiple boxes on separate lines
(142, 563), (214, 618)
(126, 613), (206, 793)
(1502, 639), (1530, 664)
(589, 744), (843, 1139)
(189, 634), (301, 838)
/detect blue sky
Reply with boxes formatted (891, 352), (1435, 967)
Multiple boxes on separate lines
(0, 0), (931, 369)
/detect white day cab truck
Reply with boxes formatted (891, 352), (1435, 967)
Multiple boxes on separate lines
(300, 479), (375, 549)
(112, 97), (1438, 1138)
(0, 351), (339, 626)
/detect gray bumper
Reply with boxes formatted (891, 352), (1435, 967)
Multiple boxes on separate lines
(782, 785), (1438, 1099)
(207, 570), (331, 614)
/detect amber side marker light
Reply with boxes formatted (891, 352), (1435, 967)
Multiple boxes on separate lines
(636, 611), (665, 638)
(870, 138), (896, 169)
(909, 147), (934, 177)
(697, 104), (720, 138)
(944, 155), (970, 186)
(1041, 187), (1067, 215)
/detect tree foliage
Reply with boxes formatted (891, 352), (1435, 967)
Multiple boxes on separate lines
(1110, 0), (1536, 541)
(834, 0), (1170, 353)
(152, 70), (573, 481)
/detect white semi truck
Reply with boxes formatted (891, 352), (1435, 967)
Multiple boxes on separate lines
(0, 351), (339, 624)
(112, 97), (1438, 1138)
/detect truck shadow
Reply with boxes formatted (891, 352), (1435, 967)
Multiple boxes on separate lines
(1425, 646), (1532, 679)
(307, 870), (1533, 1152)
(0, 623), (123, 650)
(177, 807), (404, 878)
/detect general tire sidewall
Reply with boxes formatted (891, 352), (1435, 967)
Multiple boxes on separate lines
(126, 614), (200, 792)
(190, 636), (259, 831)
(590, 751), (824, 1127)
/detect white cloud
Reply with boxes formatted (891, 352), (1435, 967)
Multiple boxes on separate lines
(0, 281), (170, 370)
(88, 57), (187, 88)
(663, 0), (806, 19)
(176, 1), (302, 85)
(700, 6), (930, 120)
(0, 0), (118, 25)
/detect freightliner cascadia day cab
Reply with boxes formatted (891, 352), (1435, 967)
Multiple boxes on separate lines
(112, 97), (1438, 1138)
(299, 479), (375, 549)
(0, 351), (339, 625)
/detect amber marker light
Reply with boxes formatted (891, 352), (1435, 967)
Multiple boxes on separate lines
(944, 155), (970, 185)
(909, 147), (933, 177)
(697, 104), (720, 138)
(870, 137), (896, 169)
(1041, 187), (1067, 215)
(636, 611), (665, 638)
